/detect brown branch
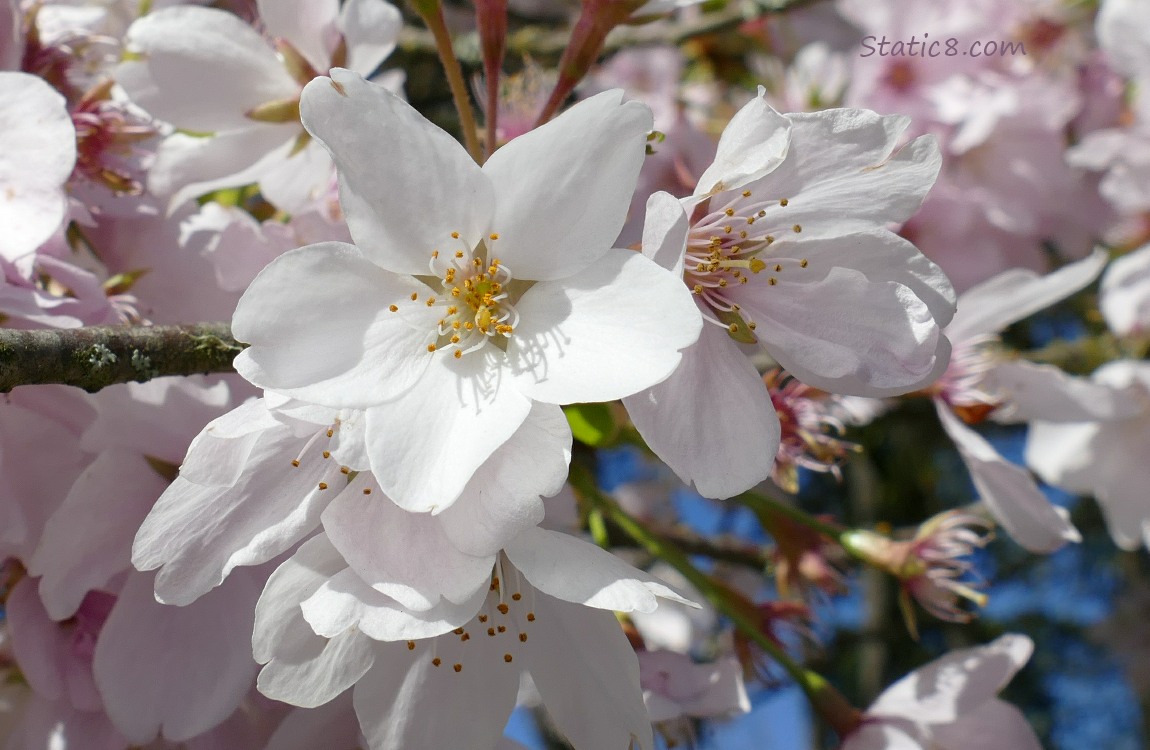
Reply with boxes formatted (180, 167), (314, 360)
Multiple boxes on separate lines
(397, 0), (815, 65)
(0, 323), (245, 393)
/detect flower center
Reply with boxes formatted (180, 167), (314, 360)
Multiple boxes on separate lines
(405, 557), (535, 674)
(683, 189), (807, 343)
(392, 232), (521, 360)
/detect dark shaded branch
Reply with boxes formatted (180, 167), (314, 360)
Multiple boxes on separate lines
(398, 0), (818, 65)
(0, 323), (245, 393)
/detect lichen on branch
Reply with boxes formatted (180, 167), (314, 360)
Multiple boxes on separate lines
(0, 323), (245, 393)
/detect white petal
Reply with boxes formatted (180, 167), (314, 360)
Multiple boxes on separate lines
(437, 401), (570, 557)
(937, 402), (1080, 553)
(504, 527), (696, 613)
(624, 323), (780, 499)
(1096, 0), (1150, 79)
(641, 191), (690, 277)
(322, 473), (495, 611)
(93, 571), (260, 743)
(731, 262), (950, 397)
(257, 139), (336, 215)
(947, 249), (1108, 343)
(868, 634), (1033, 725)
(363, 348), (532, 512)
(339, 0), (403, 76)
(300, 69), (493, 275)
(232, 242), (433, 406)
(30, 449), (166, 620)
(257, 0), (339, 74)
(147, 127), (297, 211)
(253, 534), (347, 664)
(482, 90), (653, 281)
(0, 72), (75, 261)
(509, 248), (702, 403)
(178, 397), (283, 487)
(930, 699), (1043, 750)
(258, 629), (376, 708)
(985, 361), (1138, 423)
(117, 6), (297, 132)
(262, 695), (362, 750)
(1024, 420), (1101, 495)
(1100, 243), (1150, 337)
(353, 638), (519, 750)
(524, 595), (654, 750)
(745, 110), (940, 236)
(133, 422), (335, 606)
(695, 89), (790, 197)
(301, 568), (487, 641)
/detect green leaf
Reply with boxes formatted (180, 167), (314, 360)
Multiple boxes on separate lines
(564, 403), (616, 447)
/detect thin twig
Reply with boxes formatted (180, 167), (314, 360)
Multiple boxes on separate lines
(0, 323), (244, 393)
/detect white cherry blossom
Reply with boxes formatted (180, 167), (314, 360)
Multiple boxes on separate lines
(232, 68), (701, 510)
(253, 529), (693, 750)
(0, 72), (76, 262)
(116, 0), (402, 212)
(933, 249), (1133, 553)
(843, 634), (1040, 750)
(624, 89), (955, 499)
(1027, 360), (1150, 551)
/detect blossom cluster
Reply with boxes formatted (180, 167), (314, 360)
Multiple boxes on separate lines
(1, 0), (1148, 748)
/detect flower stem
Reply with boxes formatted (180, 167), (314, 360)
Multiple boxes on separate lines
(570, 465), (859, 733)
(736, 490), (846, 541)
(412, 2), (484, 162)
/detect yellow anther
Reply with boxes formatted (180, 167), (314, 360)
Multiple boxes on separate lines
(758, 210), (766, 217)
(503, 654), (513, 663)
(427, 344), (437, 352)
(453, 350), (462, 359)
(497, 603), (509, 615)
(692, 284), (703, 294)
(363, 488), (372, 495)
(431, 250), (439, 258)
(775, 264), (782, 272)
(526, 613), (536, 621)
(718, 279), (728, 287)
(748, 321), (757, 330)
(749, 259), (766, 273)
(724, 208), (735, 216)
(322, 450), (331, 458)
(340, 466), (350, 475)
(489, 233), (500, 240)
(318, 482), (328, 490)
(290, 459), (300, 468)
(455, 251), (464, 258)
(518, 633), (528, 642)
(740, 231), (748, 238)
(742, 190), (752, 197)
(793, 224), (802, 233)
(800, 259), (808, 268)
(453, 664), (462, 672)
(389, 304), (398, 312)
(446, 306), (458, 315)
(406, 641), (415, 650)
(432, 658), (442, 666)
(724, 226), (733, 234)
(426, 297), (436, 307)
(769, 277), (777, 285)
(728, 323), (739, 334)
(766, 235), (775, 244)
(779, 198), (789, 206)
(451, 231), (460, 239)
(410, 292), (418, 301)
(451, 334), (461, 343)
